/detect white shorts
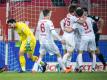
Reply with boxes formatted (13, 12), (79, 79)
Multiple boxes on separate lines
(62, 34), (75, 51)
(79, 36), (96, 51)
(39, 40), (60, 55)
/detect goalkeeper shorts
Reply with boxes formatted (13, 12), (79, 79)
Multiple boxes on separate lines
(20, 39), (36, 54)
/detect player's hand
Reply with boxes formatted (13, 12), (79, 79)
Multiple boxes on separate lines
(15, 41), (21, 47)
(26, 41), (31, 51)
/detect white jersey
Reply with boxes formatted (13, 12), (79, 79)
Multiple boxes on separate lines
(37, 19), (60, 55)
(37, 19), (55, 42)
(60, 13), (78, 51)
(72, 17), (96, 51)
(63, 13), (78, 36)
(73, 17), (95, 37)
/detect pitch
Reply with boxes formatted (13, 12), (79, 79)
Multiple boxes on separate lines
(0, 72), (107, 80)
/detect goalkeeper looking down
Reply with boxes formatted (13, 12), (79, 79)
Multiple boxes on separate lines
(7, 19), (46, 72)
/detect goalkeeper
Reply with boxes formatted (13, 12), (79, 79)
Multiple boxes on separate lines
(7, 19), (45, 72)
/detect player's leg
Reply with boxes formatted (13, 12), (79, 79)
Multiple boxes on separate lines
(76, 38), (88, 72)
(32, 51), (45, 72)
(95, 33), (106, 70)
(26, 40), (39, 62)
(49, 43), (71, 73)
(32, 43), (46, 72)
(89, 39), (97, 72)
(89, 50), (96, 72)
(62, 39), (75, 68)
(74, 33), (81, 72)
(27, 40), (46, 72)
(19, 40), (37, 72)
(19, 40), (26, 72)
(63, 48), (73, 68)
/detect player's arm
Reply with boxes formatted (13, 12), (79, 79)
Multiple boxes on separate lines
(97, 17), (104, 34)
(64, 26), (74, 33)
(49, 21), (62, 41)
(51, 29), (61, 41)
(91, 15), (104, 34)
(35, 22), (40, 40)
(60, 19), (65, 31)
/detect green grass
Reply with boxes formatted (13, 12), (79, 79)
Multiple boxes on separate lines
(0, 72), (107, 80)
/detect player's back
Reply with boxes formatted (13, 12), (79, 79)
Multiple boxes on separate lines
(38, 19), (54, 42)
(15, 22), (35, 41)
(63, 13), (77, 36)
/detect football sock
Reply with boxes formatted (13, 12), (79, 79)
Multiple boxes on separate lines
(77, 53), (83, 67)
(19, 56), (26, 71)
(75, 57), (79, 69)
(92, 54), (96, 69)
(66, 56), (71, 68)
(63, 53), (69, 66)
(32, 62), (39, 71)
(58, 57), (66, 71)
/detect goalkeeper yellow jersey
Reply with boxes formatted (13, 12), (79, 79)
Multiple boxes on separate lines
(15, 22), (35, 41)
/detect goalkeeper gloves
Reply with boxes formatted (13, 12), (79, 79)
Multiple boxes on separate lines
(26, 37), (31, 51)
(15, 41), (21, 47)
(26, 41), (31, 52)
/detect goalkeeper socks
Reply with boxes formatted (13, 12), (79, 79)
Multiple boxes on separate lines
(97, 54), (106, 65)
(19, 56), (26, 71)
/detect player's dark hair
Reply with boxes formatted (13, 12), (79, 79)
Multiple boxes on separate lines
(75, 7), (84, 17)
(68, 4), (77, 13)
(7, 19), (16, 24)
(43, 9), (50, 17)
(82, 7), (88, 12)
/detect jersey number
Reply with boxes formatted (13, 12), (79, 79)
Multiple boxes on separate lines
(65, 18), (70, 26)
(83, 22), (89, 30)
(40, 23), (45, 32)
